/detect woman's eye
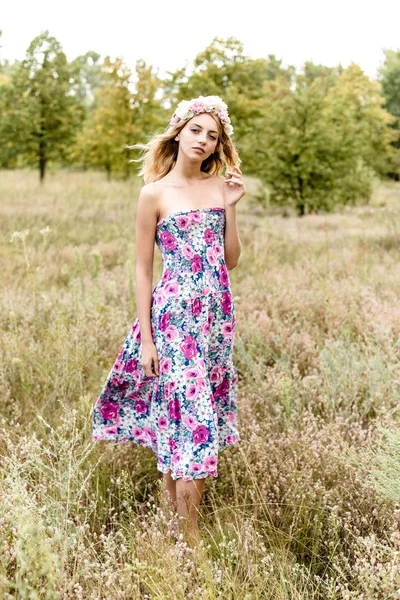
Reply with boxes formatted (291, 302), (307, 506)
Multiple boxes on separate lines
(190, 128), (217, 140)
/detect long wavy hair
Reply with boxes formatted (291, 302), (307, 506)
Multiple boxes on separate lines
(128, 110), (241, 184)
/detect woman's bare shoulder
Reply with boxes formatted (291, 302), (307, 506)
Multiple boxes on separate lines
(136, 182), (161, 223)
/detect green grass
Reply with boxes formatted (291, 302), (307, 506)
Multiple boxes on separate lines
(1, 168), (400, 599)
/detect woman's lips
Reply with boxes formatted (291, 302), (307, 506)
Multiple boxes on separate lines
(193, 147), (205, 153)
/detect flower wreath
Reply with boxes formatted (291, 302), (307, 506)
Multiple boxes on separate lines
(169, 95), (234, 136)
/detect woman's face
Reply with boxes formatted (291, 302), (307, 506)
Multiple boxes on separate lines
(175, 112), (219, 162)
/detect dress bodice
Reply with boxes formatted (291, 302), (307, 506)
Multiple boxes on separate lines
(153, 207), (231, 301)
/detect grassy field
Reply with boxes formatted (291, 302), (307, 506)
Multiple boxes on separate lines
(1, 168), (400, 599)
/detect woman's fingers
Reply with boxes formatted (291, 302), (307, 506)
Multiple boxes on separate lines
(141, 347), (159, 377)
(224, 176), (244, 185)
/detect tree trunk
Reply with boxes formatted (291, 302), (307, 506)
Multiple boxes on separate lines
(39, 135), (46, 183)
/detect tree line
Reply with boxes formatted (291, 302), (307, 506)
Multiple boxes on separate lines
(0, 30), (399, 215)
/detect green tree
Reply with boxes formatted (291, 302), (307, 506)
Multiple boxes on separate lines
(69, 50), (103, 111)
(252, 65), (399, 215)
(73, 57), (166, 179)
(379, 49), (400, 119)
(378, 48), (400, 179)
(0, 31), (84, 181)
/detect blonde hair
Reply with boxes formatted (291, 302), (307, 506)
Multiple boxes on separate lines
(128, 112), (241, 184)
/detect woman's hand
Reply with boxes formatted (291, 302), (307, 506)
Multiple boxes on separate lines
(140, 341), (159, 377)
(223, 165), (246, 207)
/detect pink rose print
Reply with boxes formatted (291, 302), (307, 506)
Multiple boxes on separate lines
(125, 358), (138, 373)
(187, 383), (199, 400)
(143, 426), (157, 442)
(160, 357), (172, 373)
(190, 463), (203, 473)
(160, 230), (178, 251)
(168, 437), (177, 452)
(172, 450), (182, 466)
(191, 254), (203, 273)
(206, 247), (218, 266)
(226, 435), (238, 444)
(104, 425), (118, 435)
(221, 292), (232, 315)
(131, 319), (140, 338)
(183, 415), (197, 430)
(204, 228), (214, 244)
(113, 359), (124, 372)
(158, 416), (168, 430)
(214, 377), (230, 398)
(168, 398), (181, 421)
(190, 462), (204, 474)
(184, 364), (202, 379)
(135, 400), (148, 414)
(213, 241), (223, 258)
(161, 268), (173, 283)
(156, 288), (166, 306)
(176, 216), (191, 230)
(196, 377), (207, 392)
(183, 244), (195, 259)
(164, 281), (180, 297)
(202, 321), (210, 335)
(227, 410), (235, 423)
(191, 212), (204, 224)
(222, 322), (233, 338)
(210, 366), (224, 384)
(203, 455), (217, 471)
(180, 335), (198, 359)
(111, 375), (129, 390)
(193, 424), (210, 445)
(192, 297), (202, 317)
(165, 325), (179, 342)
(218, 264), (229, 287)
(164, 381), (177, 398)
(210, 393), (216, 411)
(159, 312), (170, 331)
(132, 427), (146, 440)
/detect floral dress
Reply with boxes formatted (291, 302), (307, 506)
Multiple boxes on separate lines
(92, 207), (240, 481)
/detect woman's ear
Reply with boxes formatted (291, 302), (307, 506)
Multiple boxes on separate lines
(174, 135), (179, 141)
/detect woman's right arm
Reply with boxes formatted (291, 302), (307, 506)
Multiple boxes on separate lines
(135, 184), (160, 377)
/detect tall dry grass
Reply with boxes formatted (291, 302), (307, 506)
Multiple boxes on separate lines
(1, 168), (400, 598)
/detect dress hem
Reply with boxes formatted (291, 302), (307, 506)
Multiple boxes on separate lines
(92, 431), (240, 481)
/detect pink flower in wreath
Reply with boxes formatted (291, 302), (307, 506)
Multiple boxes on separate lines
(189, 99), (206, 113)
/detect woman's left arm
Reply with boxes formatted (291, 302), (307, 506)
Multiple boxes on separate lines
(223, 166), (246, 270)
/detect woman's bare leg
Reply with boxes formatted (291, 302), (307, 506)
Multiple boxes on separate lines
(161, 470), (179, 537)
(162, 469), (177, 507)
(175, 477), (206, 547)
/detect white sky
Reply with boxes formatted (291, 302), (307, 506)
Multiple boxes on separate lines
(1, 0), (399, 79)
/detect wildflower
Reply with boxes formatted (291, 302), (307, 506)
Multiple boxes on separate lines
(10, 230), (29, 243)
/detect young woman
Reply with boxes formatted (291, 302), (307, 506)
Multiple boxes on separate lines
(92, 95), (246, 547)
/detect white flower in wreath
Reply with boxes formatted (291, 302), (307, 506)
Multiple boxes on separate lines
(174, 100), (192, 120)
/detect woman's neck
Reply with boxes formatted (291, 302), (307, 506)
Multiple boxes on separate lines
(168, 156), (207, 184)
